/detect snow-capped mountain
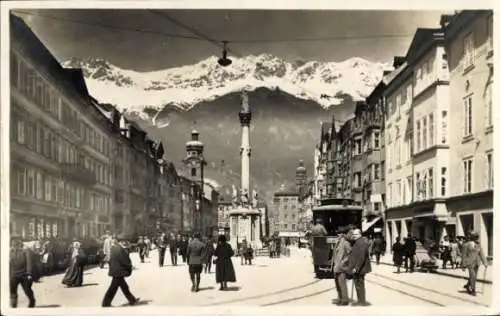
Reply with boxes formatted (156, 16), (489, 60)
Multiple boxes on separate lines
(63, 54), (390, 113)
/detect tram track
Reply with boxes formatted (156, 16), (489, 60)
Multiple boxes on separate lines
(259, 273), (490, 307)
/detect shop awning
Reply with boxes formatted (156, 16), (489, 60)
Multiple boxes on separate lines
(362, 216), (382, 232)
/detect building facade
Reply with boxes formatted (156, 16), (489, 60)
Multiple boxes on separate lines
(10, 14), (114, 239)
(443, 11), (494, 258)
(272, 187), (301, 235)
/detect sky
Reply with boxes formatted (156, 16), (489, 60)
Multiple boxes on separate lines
(13, 9), (447, 71)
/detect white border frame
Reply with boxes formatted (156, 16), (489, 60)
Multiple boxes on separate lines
(1, 1), (499, 316)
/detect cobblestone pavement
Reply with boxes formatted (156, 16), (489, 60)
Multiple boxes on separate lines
(15, 247), (492, 308)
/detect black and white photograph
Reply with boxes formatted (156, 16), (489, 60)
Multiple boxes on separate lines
(0, 1), (498, 315)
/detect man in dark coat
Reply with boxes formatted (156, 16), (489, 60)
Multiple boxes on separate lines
(10, 237), (36, 308)
(156, 232), (167, 267)
(186, 233), (205, 292)
(404, 235), (417, 273)
(371, 235), (384, 265)
(347, 228), (372, 306)
(168, 233), (178, 266)
(102, 234), (140, 307)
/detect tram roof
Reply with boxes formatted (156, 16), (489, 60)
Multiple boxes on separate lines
(312, 205), (363, 212)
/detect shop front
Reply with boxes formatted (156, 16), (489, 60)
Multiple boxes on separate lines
(447, 191), (493, 260)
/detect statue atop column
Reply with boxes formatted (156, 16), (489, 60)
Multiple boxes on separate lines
(241, 90), (249, 113)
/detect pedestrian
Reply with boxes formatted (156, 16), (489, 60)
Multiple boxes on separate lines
(391, 237), (405, 273)
(144, 236), (151, 258)
(311, 218), (328, 236)
(100, 231), (113, 269)
(186, 233), (205, 292)
(371, 235), (384, 265)
(169, 233), (178, 266)
(440, 236), (452, 269)
(244, 244), (254, 265)
(404, 235), (417, 273)
(101, 234), (140, 307)
(203, 238), (215, 274)
(136, 236), (146, 263)
(179, 236), (188, 263)
(10, 236), (36, 308)
(214, 234), (236, 291)
(450, 238), (461, 269)
(461, 231), (488, 296)
(61, 241), (87, 287)
(156, 232), (167, 267)
(347, 228), (372, 306)
(239, 239), (248, 265)
(332, 226), (352, 306)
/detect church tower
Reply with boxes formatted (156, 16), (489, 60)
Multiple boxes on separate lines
(295, 160), (307, 195)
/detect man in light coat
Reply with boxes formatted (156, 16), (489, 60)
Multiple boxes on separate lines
(101, 231), (113, 269)
(332, 226), (352, 306)
(461, 231), (488, 296)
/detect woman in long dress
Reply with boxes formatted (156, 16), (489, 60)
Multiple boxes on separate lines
(213, 235), (236, 290)
(62, 241), (86, 287)
(391, 237), (405, 273)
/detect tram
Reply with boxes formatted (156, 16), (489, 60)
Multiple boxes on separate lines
(311, 199), (363, 279)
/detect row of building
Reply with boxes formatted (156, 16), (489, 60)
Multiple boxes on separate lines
(9, 14), (219, 240)
(313, 10), (494, 258)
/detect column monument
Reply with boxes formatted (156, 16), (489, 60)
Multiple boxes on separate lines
(227, 91), (262, 250)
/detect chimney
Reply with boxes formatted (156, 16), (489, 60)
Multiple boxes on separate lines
(440, 14), (455, 29)
(392, 56), (406, 68)
(111, 110), (121, 130)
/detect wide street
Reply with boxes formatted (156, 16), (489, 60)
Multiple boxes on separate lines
(18, 248), (492, 308)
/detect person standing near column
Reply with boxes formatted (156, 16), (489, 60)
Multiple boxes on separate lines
(461, 231), (488, 296)
(9, 236), (36, 308)
(347, 228), (372, 306)
(102, 234), (140, 307)
(186, 233), (205, 292)
(101, 231), (113, 269)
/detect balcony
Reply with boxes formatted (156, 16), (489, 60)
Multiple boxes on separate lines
(60, 163), (96, 185)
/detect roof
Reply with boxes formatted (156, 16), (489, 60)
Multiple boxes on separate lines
(405, 28), (444, 64)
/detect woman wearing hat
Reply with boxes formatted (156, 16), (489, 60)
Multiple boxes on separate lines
(62, 241), (86, 287)
(213, 235), (236, 290)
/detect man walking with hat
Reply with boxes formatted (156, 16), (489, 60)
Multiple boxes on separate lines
(461, 231), (488, 296)
(187, 232), (206, 292)
(102, 234), (140, 307)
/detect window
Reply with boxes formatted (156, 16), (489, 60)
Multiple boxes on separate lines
(373, 131), (380, 149)
(428, 168), (434, 198)
(486, 84), (492, 127)
(463, 33), (475, 68)
(441, 111), (448, 144)
(416, 121), (421, 152)
(27, 169), (35, 198)
(387, 183), (392, 207)
(44, 176), (52, 201)
(463, 95), (473, 137)
(374, 202), (381, 212)
(17, 168), (26, 195)
(355, 138), (362, 155)
(380, 161), (385, 180)
(463, 158), (473, 193)
(415, 172), (421, 200)
(36, 172), (43, 200)
(422, 117), (427, 149)
(353, 172), (362, 188)
(373, 164), (380, 180)
(487, 153), (493, 189)
(441, 167), (447, 196)
(429, 113), (434, 146)
(292, 224), (296, 231)
(487, 15), (493, 49)
(396, 180), (402, 206)
(407, 176), (413, 203)
(17, 118), (25, 144)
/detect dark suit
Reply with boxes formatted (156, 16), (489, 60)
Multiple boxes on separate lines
(169, 238), (178, 266)
(102, 245), (137, 307)
(10, 248), (36, 308)
(348, 237), (372, 304)
(404, 238), (417, 272)
(187, 238), (205, 291)
(156, 236), (167, 267)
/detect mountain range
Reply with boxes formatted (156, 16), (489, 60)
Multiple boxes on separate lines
(63, 54), (389, 201)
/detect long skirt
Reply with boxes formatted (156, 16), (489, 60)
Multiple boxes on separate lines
(61, 259), (84, 287)
(215, 258), (236, 283)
